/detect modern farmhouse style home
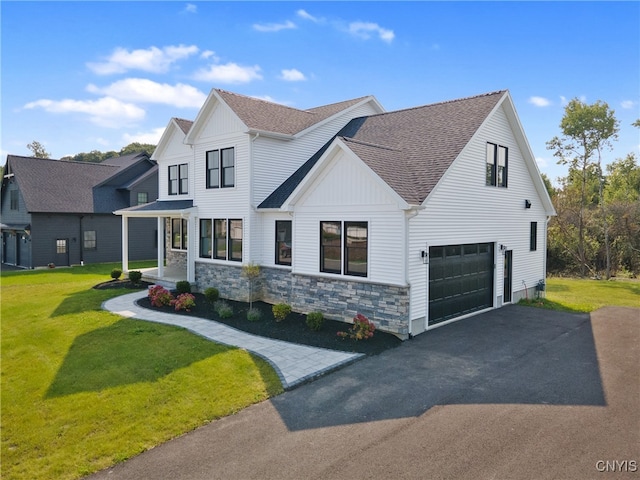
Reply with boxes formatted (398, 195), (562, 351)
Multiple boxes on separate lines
(117, 89), (555, 338)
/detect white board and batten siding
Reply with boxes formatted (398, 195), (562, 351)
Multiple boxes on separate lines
(292, 149), (406, 286)
(156, 125), (194, 202)
(252, 102), (382, 206)
(408, 103), (549, 326)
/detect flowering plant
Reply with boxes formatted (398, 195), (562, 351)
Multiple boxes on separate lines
(337, 313), (376, 340)
(148, 285), (174, 307)
(171, 293), (196, 312)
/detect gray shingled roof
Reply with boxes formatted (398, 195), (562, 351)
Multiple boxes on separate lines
(259, 90), (506, 208)
(216, 89), (372, 136)
(4, 154), (151, 214)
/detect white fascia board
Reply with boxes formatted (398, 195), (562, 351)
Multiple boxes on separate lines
(246, 128), (294, 141)
(281, 137), (411, 211)
(151, 119), (185, 161)
(114, 206), (197, 218)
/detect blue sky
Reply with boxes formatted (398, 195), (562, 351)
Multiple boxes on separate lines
(2, 1), (638, 184)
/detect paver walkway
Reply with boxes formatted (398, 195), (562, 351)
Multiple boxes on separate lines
(102, 291), (363, 389)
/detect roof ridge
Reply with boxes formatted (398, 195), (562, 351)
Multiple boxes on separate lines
(307, 95), (372, 112)
(367, 90), (507, 118)
(340, 136), (400, 152)
(7, 154), (117, 167)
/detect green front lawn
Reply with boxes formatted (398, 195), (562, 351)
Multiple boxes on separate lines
(1, 263), (282, 480)
(520, 277), (640, 312)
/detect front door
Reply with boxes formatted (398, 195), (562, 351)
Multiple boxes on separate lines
(504, 250), (513, 303)
(55, 238), (70, 266)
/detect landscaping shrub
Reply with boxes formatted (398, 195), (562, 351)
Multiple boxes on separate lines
(204, 287), (219, 303)
(148, 285), (174, 307)
(171, 293), (196, 312)
(128, 270), (142, 284)
(176, 281), (191, 294)
(247, 308), (262, 322)
(306, 311), (324, 331)
(272, 303), (292, 322)
(337, 313), (375, 340)
(214, 300), (233, 318)
(111, 268), (122, 280)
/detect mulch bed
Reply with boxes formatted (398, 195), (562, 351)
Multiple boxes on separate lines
(135, 293), (402, 356)
(93, 279), (154, 290)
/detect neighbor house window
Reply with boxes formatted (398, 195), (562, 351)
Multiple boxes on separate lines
(56, 239), (67, 254)
(275, 220), (292, 266)
(168, 164), (188, 195)
(10, 190), (18, 210)
(83, 230), (97, 250)
(206, 147), (235, 189)
(486, 143), (508, 187)
(320, 221), (368, 277)
(137, 192), (148, 205)
(171, 218), (188, 250)
(530, 222), (538, 251)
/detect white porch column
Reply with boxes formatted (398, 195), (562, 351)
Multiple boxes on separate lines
(121, 215), (129, 273)
(157, 216), (164, 277)
(187, 216), (196, 283)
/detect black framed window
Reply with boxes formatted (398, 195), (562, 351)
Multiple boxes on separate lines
(169, 164), (188, 195)
(530, 222), (538, 251)
(275, 220), (292, 266)
(486, 143), (508, 188)
(229, 219), (242, 262)
(171, 218), (187, 250)
(83, 230), (97, 250)
(320, 221), (369, 276)
(206, 147), (234, 188)
(137, 192), (148, 205)
(320, 221), (342, 274)
(345, 222), (368, 277)
(200, 219), (212, 258)
(214, 219), (227, 259)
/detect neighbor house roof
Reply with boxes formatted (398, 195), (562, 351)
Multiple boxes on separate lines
(3, 153), (154, 214)
(259, 90), (506, 208)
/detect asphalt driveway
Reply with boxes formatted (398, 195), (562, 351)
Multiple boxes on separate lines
(91, 305), (639, 480)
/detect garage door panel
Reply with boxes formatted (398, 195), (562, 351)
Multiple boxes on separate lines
(429, 242), (494, 326)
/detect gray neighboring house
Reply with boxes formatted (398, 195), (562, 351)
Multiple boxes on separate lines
(1, 153), (158, 268)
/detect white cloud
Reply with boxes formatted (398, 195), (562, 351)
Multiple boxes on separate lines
(87, 79), (206, 108)
(182, 3), (197, 14)
(122, 127), (165, 146)
(193, 63), (262, 84)
(348, 21), (394, 43)
(297, 9), (322, 23)
(280, 69), (306, 82)
(87, 44), (199, 75)
(253, 20), (296, 32)
(621, 100), (636, 109)
(24, 97), (145, 128)
(200, 50), (217, 60)
(529, 96), (551, 107)
(535, 157), (549, 168)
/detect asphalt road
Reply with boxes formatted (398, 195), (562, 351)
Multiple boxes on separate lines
(91, 305), (639, 480)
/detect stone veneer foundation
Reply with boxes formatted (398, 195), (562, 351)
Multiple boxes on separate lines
(194, 263), (410, 338)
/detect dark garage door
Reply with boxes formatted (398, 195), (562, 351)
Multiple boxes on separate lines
(429, 243), (494, 326)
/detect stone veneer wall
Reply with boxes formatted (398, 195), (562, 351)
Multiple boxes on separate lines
(165, 219), (186, 269)
(195, 263), (410, 338)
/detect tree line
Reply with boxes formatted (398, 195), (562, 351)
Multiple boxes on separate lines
(25, 140), (156, 162)
(545, 99), (640, 278)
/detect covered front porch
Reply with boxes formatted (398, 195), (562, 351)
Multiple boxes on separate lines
(115, 200), (197, 287)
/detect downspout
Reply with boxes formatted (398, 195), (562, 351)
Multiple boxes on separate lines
(79, 215), (84, 266)
(249, 132), (260, 266)
(405, 206), (421, 338)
